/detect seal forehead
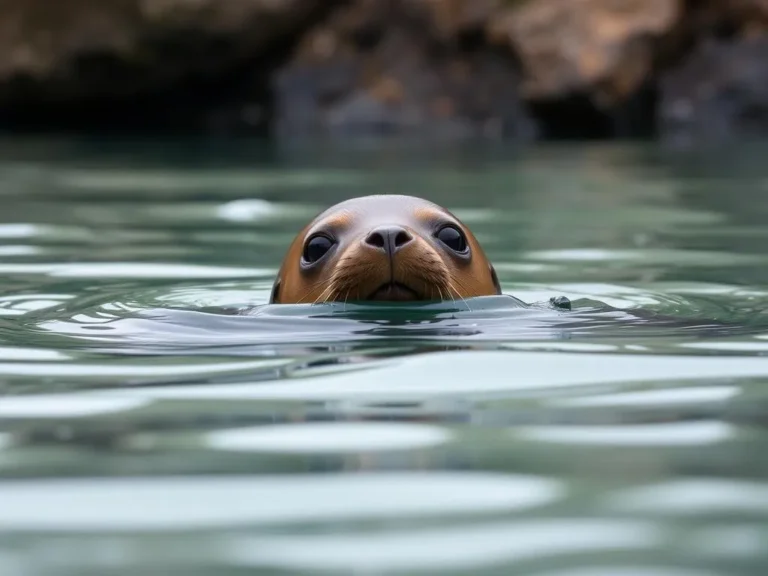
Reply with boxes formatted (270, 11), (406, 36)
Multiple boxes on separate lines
(309, 195), (449, 231)
(313, 208), (354, 230)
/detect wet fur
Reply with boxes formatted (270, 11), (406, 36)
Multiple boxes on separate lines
(270, 195), (500, 305)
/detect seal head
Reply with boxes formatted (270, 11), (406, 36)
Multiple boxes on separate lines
(270, 195), (501, 304)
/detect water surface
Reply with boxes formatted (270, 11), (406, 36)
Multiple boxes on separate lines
(0, 137), (767, 575)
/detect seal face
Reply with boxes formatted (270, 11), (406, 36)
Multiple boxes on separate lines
(270, 195), (501, 304)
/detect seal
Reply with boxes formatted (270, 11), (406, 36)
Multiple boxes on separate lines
(270, 194), (501, 304)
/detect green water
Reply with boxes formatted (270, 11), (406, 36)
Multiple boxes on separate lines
(0, 137), (767, 575)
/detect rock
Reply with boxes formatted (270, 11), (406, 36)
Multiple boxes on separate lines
(404, 0), (501, 38)
(0, 0), (765, 142)
(488, 0), (681, 104)
(0, 0), (332, 130)
(273, 0), (537, 141)
(713, 0), (768, 30)
(274, 0), (687, 141)
(658, 36), (768, 146)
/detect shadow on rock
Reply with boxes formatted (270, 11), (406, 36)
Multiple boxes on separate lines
(659, 36), (768, 147)
(272, 1), (537, 142)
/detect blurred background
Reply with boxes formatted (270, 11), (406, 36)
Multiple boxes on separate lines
(1, 3), (768, 575)
(0, 0), (765, 147)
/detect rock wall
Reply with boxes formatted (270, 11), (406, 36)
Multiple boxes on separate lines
(0, 0), (334, 132)
(0, 0), (766, 144)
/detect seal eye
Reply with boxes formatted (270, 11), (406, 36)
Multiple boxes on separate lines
(436, 225), (468, 254)
(302, 234), (334, 264)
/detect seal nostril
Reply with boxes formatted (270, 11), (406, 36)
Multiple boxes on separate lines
(394, 230), (412, 248)
(365, 226), (413, 254)
(365, 231), (386, 249)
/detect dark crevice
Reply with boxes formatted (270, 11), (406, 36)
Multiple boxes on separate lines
(526, 82), (658, 142)
(610, 80), (659, 140)
(683, 0), (743, 41)
(0, 2), (343, 136)
(350, 21), (385, 51)
(455, 28), (488, 54)
(527, 94), (615, 140)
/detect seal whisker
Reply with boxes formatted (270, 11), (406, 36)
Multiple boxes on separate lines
(295, 277), (333, 305)
(447, 278), (471, 312)
(445, 280), (460, 309)
(313, 280), (337, 305)
(448, 275), (474, 312)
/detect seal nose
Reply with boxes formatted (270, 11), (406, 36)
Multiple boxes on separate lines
(364, 225), (414, 255)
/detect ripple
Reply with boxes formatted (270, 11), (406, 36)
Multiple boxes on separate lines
(39, 296), (561, 351)
(534, 569), (725, 576)
(607, 480), (768, 515)
(0, 347), (70, 361)
(0, 294), (73, 317)
(510, 282), (692, 309)
(0, 472), (565, 532)
(656, 282), (768, 298)
(525, 248), (763, 266)
(0, 551), (22, 575)
(0, 223), (41, 238)
(688, 526), (767, 559)
(527, 249), (642, 262)
(57, 169), (361, 194)
(513, 422), (734, 446)
(0, 358), (286, 378)
(205, 422), (453, 454)
(215, 199), (317, 224)
(152, 283), (268, 308)
(504, 342), (619, 353)
(0, 245), (39, 256)
(0, 396), (150, 419)
(493, 262), (561, 273)
(0, 434), (9, 450)
(39, 289), (763, 354)
(549, 386), (739, 408)
(680, 341), (768, 352)
(85, 351), (768, 402)
(223, 520), (660, 572)
(216, 198), (279, 222)
(0, 262), (271, 279)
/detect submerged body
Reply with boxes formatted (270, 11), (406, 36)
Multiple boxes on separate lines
(270, 195), (501, 304)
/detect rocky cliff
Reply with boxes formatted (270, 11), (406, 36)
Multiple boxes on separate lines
(0, 0), (766, 145)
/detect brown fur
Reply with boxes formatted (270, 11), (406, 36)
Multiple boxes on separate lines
(270, 195), (501, 304)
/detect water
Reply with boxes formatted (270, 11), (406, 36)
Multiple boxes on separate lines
(0, 136), (767, 575)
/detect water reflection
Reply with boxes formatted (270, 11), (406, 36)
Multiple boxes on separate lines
(534, 569), (726, 576)
(608, 480), (768, 515)
(0, 396), (150, 419)
(223, 520), (660, 573)
(514, 421), (734, 446)
(68, 350), (768, 401)
(548, 386), (739, 408)
(0, 472), (564, 530)
(204, 421), (453, 454)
